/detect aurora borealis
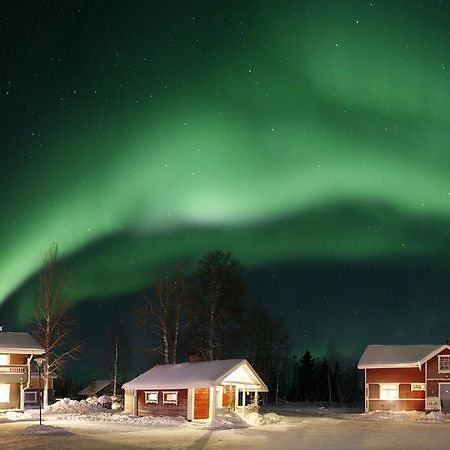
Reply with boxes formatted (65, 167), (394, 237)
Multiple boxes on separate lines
(1, 1), (449, 364)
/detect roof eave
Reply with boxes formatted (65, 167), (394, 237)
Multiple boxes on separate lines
(419, 345), (450, 365)
(358, 363), (420, 369)
(0, 347), (45, 354)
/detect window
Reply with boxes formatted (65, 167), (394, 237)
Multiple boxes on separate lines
(379, 384), (399, 400)
(145, 391), (158, 404)
(162, 391), (178, 405)
(0, 384), (10, 403)
(0, 354), (9, 365)
(439, 356), (450, 373)
(25, 391), (37, 403)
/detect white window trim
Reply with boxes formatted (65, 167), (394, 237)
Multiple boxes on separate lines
(379, 383), (399, 400)
(438, 355), (450, 373)
(162, 391), (178, 405)
(144, 391), (159, 404)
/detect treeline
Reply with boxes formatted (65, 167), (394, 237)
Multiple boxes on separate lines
(129, 250), (362, 405)
(46, 246), (362, 405)
(132, 250), (292, 403)
(283, 349), (362, 406)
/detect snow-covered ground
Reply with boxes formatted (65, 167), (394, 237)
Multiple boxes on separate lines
(267, 402), (450, 424)
(1, 401), (449, 449)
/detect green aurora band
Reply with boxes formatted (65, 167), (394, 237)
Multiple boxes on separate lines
(1, 1), (449, 323)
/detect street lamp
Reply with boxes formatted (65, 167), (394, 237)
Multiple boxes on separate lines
(34, 357), (45, 426)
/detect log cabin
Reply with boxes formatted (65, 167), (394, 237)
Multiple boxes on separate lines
(0, 330), (46, 410)
(358, 340), (450, 412)
(122, 357), (268, 420)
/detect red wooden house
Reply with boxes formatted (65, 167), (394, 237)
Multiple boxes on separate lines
(122, 358), (267, 420)
(358, 341), (450, 412)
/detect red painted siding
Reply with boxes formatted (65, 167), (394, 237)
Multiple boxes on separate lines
(137, 389), (188, 418)
(9, 354), (27, 365)
(369, 384), (380, 398)
(399, 384), (425, 399)
(426, 348), (450, 380)
(366, 368), (424, 383)
(427, 380), (438, 397)
(369, 399), (424, 411)
(194, 388), (209, 419)
(367, 368), (426, 411)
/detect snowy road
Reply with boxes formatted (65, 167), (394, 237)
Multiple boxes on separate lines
(2, 415), (450, 450)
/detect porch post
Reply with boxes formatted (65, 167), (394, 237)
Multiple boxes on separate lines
(133, 390), (138, 415)
(364, 369), (368, 413)
(209, 386), (217, 421)
(19, 379), (25, 410)
(187, 388), (194, 421)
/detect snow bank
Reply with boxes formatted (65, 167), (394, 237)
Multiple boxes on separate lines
(417, 411), (448, 423)
(353, 410), (450, 424)
(208, 412), (282, 429)
(24, 424), (69, 435)
(244, 412), (282, 426)
(208, 412), (249, 430)
(44, 398), (108, 414)
(5, 411), (35, 421)
(55, 412), (186, 426)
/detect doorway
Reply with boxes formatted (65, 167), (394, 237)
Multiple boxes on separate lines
(439, 384), (450, 412)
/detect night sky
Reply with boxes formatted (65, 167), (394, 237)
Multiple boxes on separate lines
(1, 1), (449, 378)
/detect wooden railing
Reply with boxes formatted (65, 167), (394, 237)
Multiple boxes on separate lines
(0, 365), (27, 374)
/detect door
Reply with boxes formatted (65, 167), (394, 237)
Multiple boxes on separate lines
(439, 384), (450, 412)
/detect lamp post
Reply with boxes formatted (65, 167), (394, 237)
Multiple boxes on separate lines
(34, 357), (45, 426)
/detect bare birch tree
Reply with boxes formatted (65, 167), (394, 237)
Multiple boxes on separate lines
(32, 243), (82, 407)
(136, 259), (190, 364)
(105, 321), (128, 397)
(196, 251), (245, 360)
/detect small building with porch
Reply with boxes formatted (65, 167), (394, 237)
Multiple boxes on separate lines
(122, 358), (267, 420)
(358, 341), (450, 413)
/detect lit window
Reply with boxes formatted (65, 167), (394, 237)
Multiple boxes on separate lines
(379, 384), (398, 400)
(439, 356), (450, 373)
(163, 391), (178, 405)
(0, 355), (9, 365)
(0, 384), (10, 402)
(145, 391), (158, 404)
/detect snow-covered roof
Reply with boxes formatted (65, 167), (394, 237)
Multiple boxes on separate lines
(122, 359), (268, 391)
(78, 379), (113, 396)
(358, 344), (443, 369)
(0, 332), (44, 354)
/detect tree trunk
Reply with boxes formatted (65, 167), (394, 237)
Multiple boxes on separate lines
(113, 336), (118, 397)
(172, 302), (180, 364)
(327, 363), (332, 407)
(162, 323), (170, 364)
(43, 359), (49, 408)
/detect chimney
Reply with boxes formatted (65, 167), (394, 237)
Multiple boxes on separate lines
(447, 338), (450, 346)
(188, 352), (203, 363)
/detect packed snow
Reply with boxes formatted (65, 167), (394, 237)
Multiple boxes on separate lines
(24, 424), (69, 435)
(44, 398), (109, 414)
(1, 402), (450, 450)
